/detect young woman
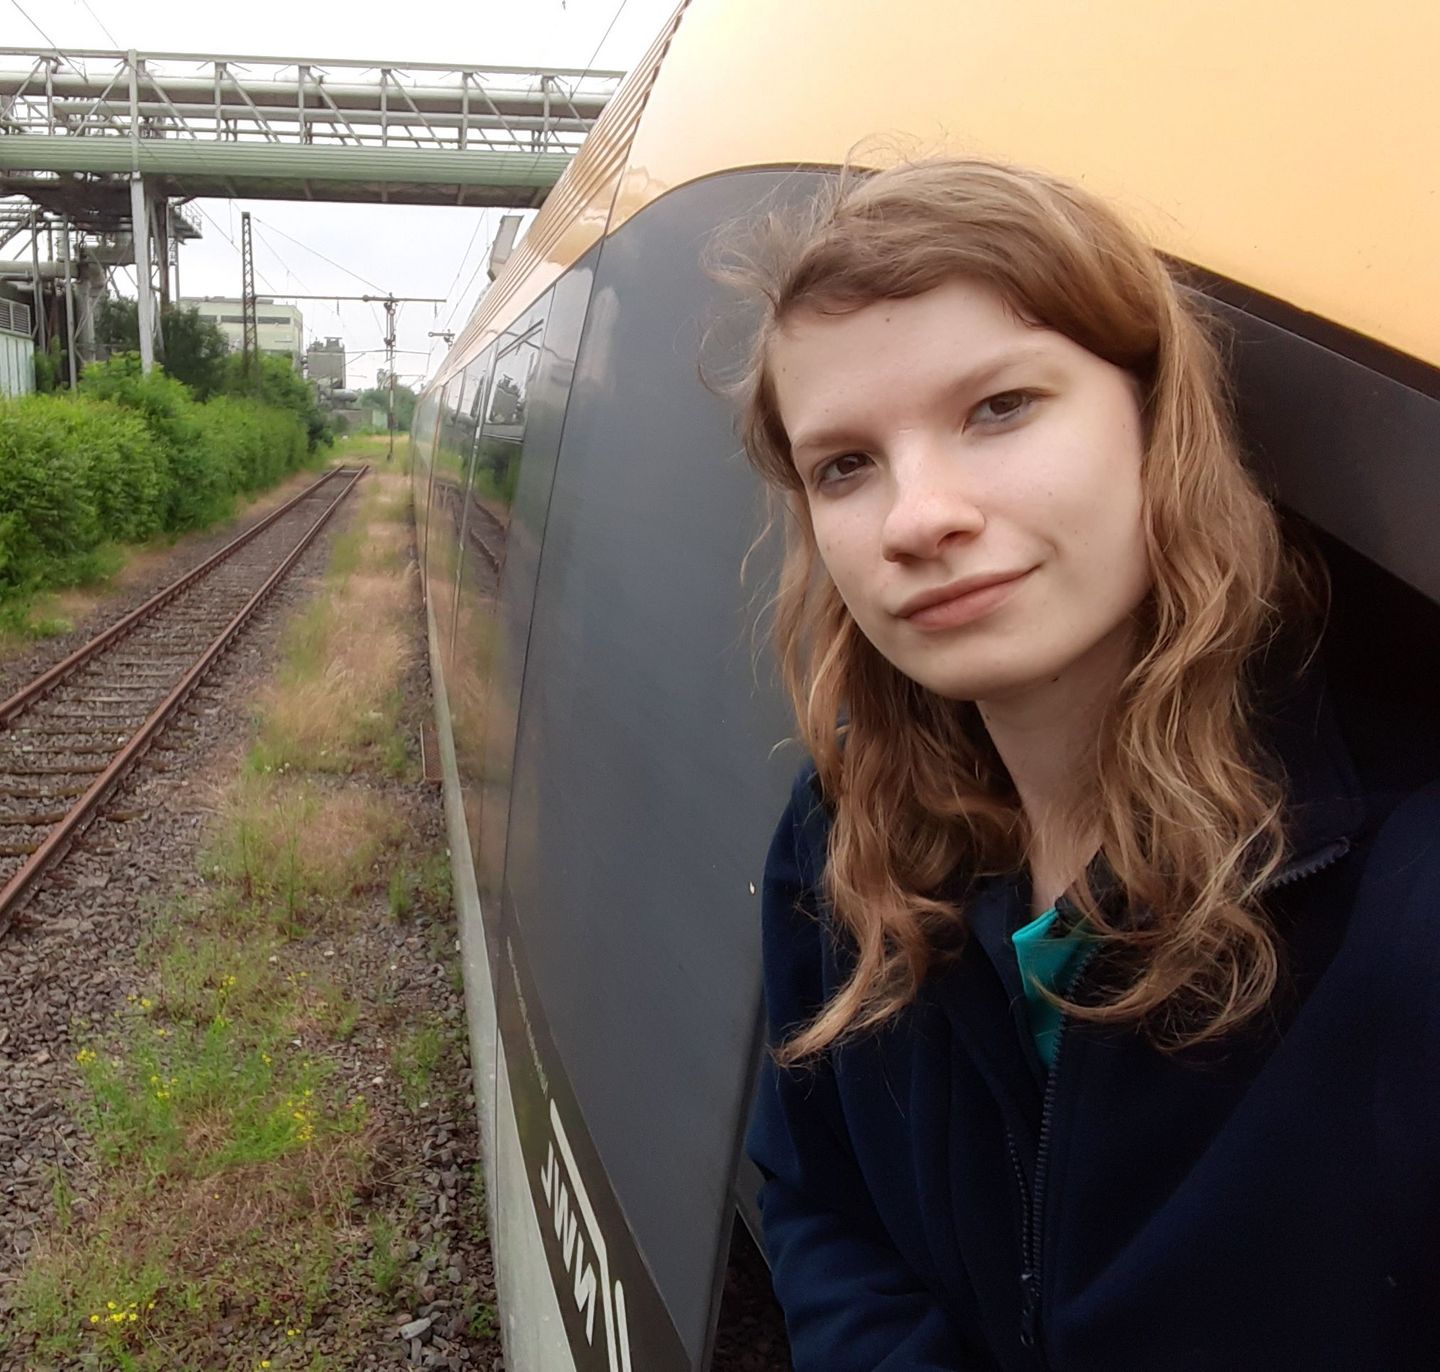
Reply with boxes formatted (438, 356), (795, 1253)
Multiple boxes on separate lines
(732, 161), (1440, 1369)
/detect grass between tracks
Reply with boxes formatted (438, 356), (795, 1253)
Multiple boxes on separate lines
(9, 462), (493, 1369)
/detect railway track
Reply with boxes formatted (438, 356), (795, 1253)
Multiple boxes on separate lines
(465, 496), (506, 576)
(452, 484), (505, 580)
(0, 464), (367, 935)
(433, 478), (507, 586)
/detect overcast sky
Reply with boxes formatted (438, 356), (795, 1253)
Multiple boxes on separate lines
(4, 0), (679, 390)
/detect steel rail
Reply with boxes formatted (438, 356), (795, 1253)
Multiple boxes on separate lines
(0, 466), (343, 728)
(0, 465), (367, 935)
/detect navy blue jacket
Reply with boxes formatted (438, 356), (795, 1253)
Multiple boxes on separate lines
(748, 682), (1440, 1369)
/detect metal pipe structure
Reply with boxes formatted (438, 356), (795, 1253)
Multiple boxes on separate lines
(0, 134), (572, 188)
(0, 67), (618, 118)
(0, 50), (620, 172)
(0, 260), (62, 278)
(0, 45), (620, 75)
(47, 99), (595, 137)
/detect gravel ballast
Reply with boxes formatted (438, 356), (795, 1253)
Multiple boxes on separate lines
(0, 475), (500, 1368)
(0, 467), (793, 1369)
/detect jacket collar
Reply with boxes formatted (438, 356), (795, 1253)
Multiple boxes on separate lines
(1252, 663), (1366, 877)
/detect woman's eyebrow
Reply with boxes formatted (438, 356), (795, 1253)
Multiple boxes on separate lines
(790, 422), (870, 461)
(945, 343), (1055, 397)
(788, 343), (1056, 457)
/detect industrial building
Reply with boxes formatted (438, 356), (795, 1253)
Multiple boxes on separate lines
(306, 336), (346, 388)
(0, 297), (34, 397)
(178, 296), (304, 371)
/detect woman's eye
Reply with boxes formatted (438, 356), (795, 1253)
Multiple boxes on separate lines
(971, 390), (1035, 426)
(815, 452), (869, 487)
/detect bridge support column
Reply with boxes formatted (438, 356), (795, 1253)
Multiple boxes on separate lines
(59, 217), (77, 389)
(129, 172), (156, 374)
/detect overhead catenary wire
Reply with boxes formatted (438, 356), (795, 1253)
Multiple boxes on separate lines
(5, 3), (90, 82)
(467, 0), (628, 351)
(519, 0), (630, 184)
(581, 0), (634, 75)
(250, 222), (346, 335)
(252, 223), (313, 293)
(191, 203), (284, 298)
(438, 208), (489, 321)
(74, 0), (120, 47)
(249, 215), (386, 295)
(9, 0), (63, 56)
(441, 208), (494, 334)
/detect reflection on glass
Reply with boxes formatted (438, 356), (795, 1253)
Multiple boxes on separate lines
(474, 335), (538, 511)
(448, 317), (545, 927)
(426, 376), (471, 668)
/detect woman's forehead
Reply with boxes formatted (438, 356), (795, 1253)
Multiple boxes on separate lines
(770, 284), (1071, 443)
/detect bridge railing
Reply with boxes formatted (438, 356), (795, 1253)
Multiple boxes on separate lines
(0, 49), (624, 156)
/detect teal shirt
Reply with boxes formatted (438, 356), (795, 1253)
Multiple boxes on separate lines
(1011, 906), (1091, 1069)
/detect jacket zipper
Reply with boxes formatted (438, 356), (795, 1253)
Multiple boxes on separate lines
(1015, 942), (1097, 1358)
(1012, 836), (1352, 1359)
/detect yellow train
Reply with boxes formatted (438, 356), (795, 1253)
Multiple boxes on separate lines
(411, 3), (1439, 1367)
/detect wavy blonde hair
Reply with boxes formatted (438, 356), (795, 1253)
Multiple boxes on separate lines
(723, 159), (1307, 1063)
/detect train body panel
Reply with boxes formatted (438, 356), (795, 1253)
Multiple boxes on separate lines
(620, 0), (1440, 369)
(412, 1), (1439, 1367)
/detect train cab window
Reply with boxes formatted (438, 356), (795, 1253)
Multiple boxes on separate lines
(475, 322), (542, 512)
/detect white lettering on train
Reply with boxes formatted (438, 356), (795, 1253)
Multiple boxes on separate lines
(540, 1142), (598, 1342)
(536, 1104), (636, 1372)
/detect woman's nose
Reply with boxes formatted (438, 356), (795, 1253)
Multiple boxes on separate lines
(880, 452), (985, 562)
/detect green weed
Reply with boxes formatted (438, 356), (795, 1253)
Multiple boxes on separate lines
(327, 529), (363, 578)
(73, 1018), (336, 1175)
(387, 866), (413, 921)
(365, 1213), (406, 1298)
(313, 980), (361, 1041)
(393, 1021), (446, 1109)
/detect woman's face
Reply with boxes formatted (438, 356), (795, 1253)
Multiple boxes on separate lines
(770, 277), (1152, 704)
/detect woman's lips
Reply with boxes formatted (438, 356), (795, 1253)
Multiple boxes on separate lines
(900, 569), (1032, 630)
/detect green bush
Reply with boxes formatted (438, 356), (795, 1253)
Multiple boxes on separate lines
(0, 356), (318, 602)
(80, 355), (233, 530)
(0, 397), (101, 590)
(192, 396), (307, 493)
(220, 352), (334, 453)
(49, 397), (167, 542)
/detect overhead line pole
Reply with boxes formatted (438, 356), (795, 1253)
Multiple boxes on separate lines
(248, 291), (444, 452)
(240, 210), (259, 394)
(384, 297), (397, 463)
